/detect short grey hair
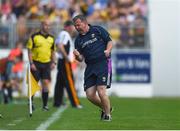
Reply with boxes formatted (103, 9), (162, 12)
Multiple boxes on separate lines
(72, 14), (87, 23)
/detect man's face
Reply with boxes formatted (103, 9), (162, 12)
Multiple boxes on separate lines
(66, 25), (76, 37)
(41, 20), (50, 33)
(70, 25), (77, 37)
(74, 19), (87, 34)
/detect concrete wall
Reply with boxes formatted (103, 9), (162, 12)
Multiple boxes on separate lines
(149, 0), (180, 96)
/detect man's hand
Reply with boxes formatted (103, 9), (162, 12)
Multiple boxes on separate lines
(104, 41), (113, 58)
(73, 49), (80, 57)
(50, 62), (56, 70)
(30, 63), (37, 71)
(73, 49), (83, 62)
(65, 56), (70, 62)
(104, 50), (111, 58)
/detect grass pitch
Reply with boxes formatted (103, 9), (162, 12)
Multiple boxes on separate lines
(0, 97), (180, 130)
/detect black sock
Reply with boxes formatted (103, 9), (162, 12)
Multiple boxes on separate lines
(8, 87), (13, 101)
(42, 92), (48, 107)
(3, 89), (9, 104)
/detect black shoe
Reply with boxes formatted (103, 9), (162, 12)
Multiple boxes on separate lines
(100, 110), (105, 120)
(54, 105), (60, 108)
(110, 107), (113, 114)
(42, 106), (49, 111)
(100, 107), (113, 120)
(74, 105), (83, 109)
(53, 104), (60, 108)
(102, 114), (112, 121)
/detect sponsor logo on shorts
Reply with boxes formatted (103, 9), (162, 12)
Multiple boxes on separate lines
(102, 77), (106, 82)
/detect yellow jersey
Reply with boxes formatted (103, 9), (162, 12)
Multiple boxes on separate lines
(27, 31), (55, 63)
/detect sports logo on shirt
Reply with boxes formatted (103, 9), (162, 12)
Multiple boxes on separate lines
(81, 38), (97, 48)
(91, 33), (95, 38)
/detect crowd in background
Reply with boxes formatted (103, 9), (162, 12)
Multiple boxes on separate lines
(0, 0), (148, 48)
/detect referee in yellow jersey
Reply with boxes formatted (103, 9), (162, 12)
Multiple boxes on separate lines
(26, 20), (56, 111)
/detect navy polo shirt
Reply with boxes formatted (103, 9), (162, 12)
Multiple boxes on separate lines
(75, 25), (112, 64)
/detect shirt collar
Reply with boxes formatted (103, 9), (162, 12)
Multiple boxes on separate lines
(39, 30), (49, 38)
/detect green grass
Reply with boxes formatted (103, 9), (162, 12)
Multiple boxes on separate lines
(0, 97), (180, 130)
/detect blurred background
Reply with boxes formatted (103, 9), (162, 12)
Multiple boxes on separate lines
(0, 0), (179, 102)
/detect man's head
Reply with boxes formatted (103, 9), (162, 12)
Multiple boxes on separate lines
(64, 20), (74, 27)
(41, 19), (51, 34)
(64, 20), (76, 36)
(72, 14), (89, 35)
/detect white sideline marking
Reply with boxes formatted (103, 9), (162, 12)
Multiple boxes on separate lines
(7, 118), (24, 127)
(7, 123), (16, 126)
(14, 119), (24, 123)
(36, 106), (67, 130)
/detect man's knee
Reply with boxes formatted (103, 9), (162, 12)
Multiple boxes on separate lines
(97, 86), (106, 98)
(42, 79), (50, 86)
(85, 86), (96, 99)
(86, 91), (96, 101)
(42, 79), (50, 92)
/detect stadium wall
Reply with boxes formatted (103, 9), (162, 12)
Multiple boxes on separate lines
(0, 50), (152, 98)
(149, 0), (180, 96)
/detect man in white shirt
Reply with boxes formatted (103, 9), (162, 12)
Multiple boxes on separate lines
(53, 20), (82, 108)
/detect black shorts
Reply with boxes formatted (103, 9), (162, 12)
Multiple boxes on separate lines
(84, 58), (112, 91)
(31, 61), (51, 81)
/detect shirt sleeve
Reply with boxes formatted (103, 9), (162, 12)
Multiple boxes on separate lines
(55, 32), (69, 46)
(51, 37), (56, 51)
(26, 36), (33, 50)
(97, 26), (112, 44)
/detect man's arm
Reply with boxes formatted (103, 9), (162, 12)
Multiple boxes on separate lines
(57, 43), (69, 61)
(51, 36), (57, 67)
(74, 37), (83, 62)
(50, 50), (56, 70)
(27, 49), (37, 70)
(96, 26), (113, 57)
(104, 41), (113, 58)
(27, 49), (33, 64)
(27, 36), (35, 64)
(73, 49), (84, 62)
(51, 50), (56, 63)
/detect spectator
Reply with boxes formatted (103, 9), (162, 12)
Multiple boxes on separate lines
(12, 0), (26, 18)
(1, 6), (17, 25)
(16, 14), (27, 43)
(9, 41), (24, 96)
(2, 41), (24, 104)
(0, 0), (148, 49)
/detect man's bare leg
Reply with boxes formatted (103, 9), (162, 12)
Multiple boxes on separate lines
(97, 85), (111, 115)
(86, 86), (103, 109)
